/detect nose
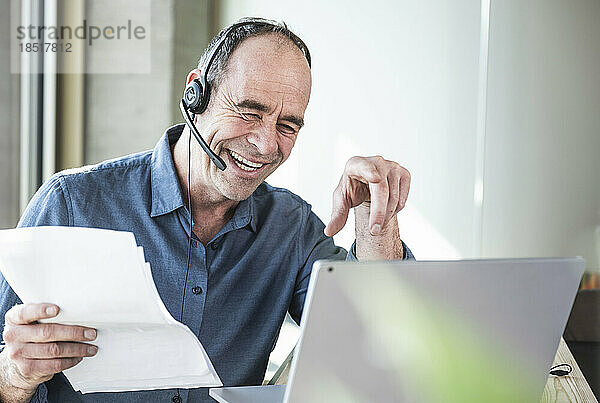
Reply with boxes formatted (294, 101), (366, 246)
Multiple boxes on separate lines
(246, 123), (278, 157)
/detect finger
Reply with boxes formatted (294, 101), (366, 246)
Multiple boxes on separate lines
(396, 168), (411, 213)
(345, 157), (383, 184)
(324, 184), (351, 237)
(5, 303), (59, 326)
(18, 357), (83, 379)
(368, 179), (389, 235)
(386, 173), (400, 225)
(3, 323), (97, 344)
(19, 342), (98, 359)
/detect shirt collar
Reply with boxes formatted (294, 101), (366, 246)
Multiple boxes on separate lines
(150, 124), (186, 217)
(149, 124), (259, 233)
(229, 193), (257, 233)
(211, 184), (258, 236)
(247, 195), (257, 232)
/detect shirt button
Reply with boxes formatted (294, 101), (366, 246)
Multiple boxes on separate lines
(191, 240), (197, 247)
(172, 395), (182, 403)
(210, 242), (218, 250)
(192, 286), (203, 295)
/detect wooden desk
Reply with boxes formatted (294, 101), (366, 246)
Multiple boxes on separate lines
(272, 338), (597, 402)
(541, 338), (597, 402)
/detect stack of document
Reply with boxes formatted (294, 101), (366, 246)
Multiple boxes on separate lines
(0, 226), (222, 393)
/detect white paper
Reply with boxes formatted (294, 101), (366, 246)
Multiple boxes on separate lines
(0, 226), (222, 393)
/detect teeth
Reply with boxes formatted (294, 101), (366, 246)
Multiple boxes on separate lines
(234, 159), (258, 171)
(229, 150), (265, 170)
(230, 150), (264, 168)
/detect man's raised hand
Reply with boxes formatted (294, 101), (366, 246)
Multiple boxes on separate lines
(324, 155), (410, 237)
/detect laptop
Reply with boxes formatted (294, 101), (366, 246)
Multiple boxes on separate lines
(210, 258), (585, 403)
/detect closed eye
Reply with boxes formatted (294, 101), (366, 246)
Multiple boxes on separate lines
(277, 123), (297, 136)
(240, 112), (261, 121)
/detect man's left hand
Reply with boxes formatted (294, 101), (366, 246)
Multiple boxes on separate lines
(324, 156), (411, 237)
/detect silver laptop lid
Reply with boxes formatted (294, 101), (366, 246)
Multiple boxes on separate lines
(285, 258), (584, 403)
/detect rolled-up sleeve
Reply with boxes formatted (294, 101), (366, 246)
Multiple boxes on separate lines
(346, 240), (415, 261)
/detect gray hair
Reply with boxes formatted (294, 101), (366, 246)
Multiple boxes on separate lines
(197, 17), (311, 95)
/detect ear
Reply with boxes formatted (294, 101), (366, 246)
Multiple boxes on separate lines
(186, 68), (202, 86)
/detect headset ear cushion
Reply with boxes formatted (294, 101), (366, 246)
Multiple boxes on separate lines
(183, 78), (204, 114)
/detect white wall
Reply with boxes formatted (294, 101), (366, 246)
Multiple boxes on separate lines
(218, 0), (482, 259)
(483, 0), (600, 269)
(218, 1), (600, 270)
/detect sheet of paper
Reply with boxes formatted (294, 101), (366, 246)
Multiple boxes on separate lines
(0, 226), (222, 393)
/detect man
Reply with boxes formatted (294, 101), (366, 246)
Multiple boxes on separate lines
(0, 18), (413, 402)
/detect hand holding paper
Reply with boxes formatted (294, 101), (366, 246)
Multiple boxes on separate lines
(0, 226), (222, 394)
(1, 302), (98, 394)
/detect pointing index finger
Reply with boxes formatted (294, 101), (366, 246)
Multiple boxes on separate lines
(325, 183), (351, 237)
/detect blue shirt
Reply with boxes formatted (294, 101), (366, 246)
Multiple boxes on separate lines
(0, 124), (414, 402)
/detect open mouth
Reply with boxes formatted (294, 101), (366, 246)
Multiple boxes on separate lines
(227, 150), (266, 172)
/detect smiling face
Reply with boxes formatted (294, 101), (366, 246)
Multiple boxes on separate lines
(188, 33), (312, 203)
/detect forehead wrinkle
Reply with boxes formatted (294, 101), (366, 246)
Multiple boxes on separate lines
(240, 79), (309, 108)
(237, 81), (307, 111)
(243, 74), (308, 93)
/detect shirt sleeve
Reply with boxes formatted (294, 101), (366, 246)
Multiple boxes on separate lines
(346, 240), (415, 261)
(0, 174), (71, 403)
(17, 174), (72, 228)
